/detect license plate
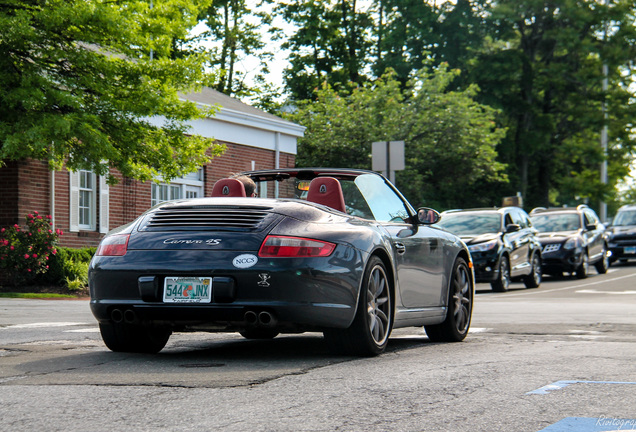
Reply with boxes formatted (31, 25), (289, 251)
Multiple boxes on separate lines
(163, 277), (212, 303)
(625, 246), (636, 254)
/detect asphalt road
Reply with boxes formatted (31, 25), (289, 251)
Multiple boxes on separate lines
(1, 262), (635, 432)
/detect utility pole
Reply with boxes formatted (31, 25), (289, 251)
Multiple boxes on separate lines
(600, 0), (609, 222)
(600, 63), (608, 221)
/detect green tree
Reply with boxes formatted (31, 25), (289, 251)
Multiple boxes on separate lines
(269, 0), (636, 213)
(193, 0), (274, 98)
(467, 0), (636, 210)
(435, 0), (487, 79)
(371, 0), (440, 85)
(285, 65), (507, 209)
(0, 0), (224, 182)
(365, 0), (486, 88)
(275, 0), (373, 100)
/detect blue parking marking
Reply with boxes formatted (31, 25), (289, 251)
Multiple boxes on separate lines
(528, 380), (636, 395)
(539, 417), (636, 431)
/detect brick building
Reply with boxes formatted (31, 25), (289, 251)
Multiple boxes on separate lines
(0, 88), (304, 248)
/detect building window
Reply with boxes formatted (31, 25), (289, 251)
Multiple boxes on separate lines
(151, 184), (182, 206)
(69, 170), (108, 233)
(151, 169), (204, 206)
(78, 170), (96, 229)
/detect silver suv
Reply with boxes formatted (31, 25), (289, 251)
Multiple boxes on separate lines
(607, 204), (636, 263)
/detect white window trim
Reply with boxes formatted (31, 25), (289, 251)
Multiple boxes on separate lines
(151, 169), (204, 206)
(99, 175), (109, 233)
(69, 171), (80, 232)
(78, 170), (96, 230)
(69, 170), (109, 233)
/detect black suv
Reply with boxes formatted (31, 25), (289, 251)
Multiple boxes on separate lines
(438, 207), (542, 292)
(606, 204), (636, 263)
(529, 205), (608, 278)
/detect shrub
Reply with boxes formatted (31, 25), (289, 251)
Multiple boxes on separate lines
(0, 211), (62, 286)
(39, 247), (96, 289)
(66, 276), (87, 291)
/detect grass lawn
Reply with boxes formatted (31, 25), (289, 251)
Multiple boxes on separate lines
(0, 284), (89, 299)
(0, 292), (78, 299)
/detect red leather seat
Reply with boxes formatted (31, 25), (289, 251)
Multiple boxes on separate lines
(306, 177), (346, 213)
(211, 178), (246, 197)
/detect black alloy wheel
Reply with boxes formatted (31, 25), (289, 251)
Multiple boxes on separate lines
(576, 252), (589, 279)
(523, 253), (542, 288)
(491, 256), (511, 292)
(594, 246), (609, 274)
(425, 257), (473, 342)
(324, 256), (393, 356)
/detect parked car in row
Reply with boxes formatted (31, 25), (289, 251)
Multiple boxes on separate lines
(606, 204), (636, 264)
(437, 207), (542, 292)
(89, 168), (475, 356)
(529, 205), (609, 278)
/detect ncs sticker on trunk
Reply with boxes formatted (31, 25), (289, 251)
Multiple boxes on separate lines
(233, 254), (258, 268)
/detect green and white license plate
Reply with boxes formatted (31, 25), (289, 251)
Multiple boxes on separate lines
(625, 246), (636, 254)
(163, 277), (212, 303)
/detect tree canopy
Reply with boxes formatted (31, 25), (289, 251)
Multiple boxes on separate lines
(284, 65), (507, 209)
(0, 0), (224, 181)
(190, 0), (273, 97)
(3, 0), (636, 214)
(274, 0), (372, 100)
(467, 0), (636, 212)
(275, 0), (636, 213)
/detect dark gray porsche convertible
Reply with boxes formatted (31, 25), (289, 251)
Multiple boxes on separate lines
(89, 168), (474, 356)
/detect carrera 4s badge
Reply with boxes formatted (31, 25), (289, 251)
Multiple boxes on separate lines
(163, 238), (222, 245)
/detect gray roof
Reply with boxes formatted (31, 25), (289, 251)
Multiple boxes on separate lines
(180, 87), (292, 124)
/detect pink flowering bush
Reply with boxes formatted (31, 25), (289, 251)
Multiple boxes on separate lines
(0, 211), (62, 285)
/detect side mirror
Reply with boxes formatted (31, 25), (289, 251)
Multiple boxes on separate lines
(585, 224), (597, 231)
(417, 207), (440, 225)
(505, 223), (521, 233)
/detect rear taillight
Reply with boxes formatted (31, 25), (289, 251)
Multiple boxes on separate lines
(96, 234), (130, 256)
(258, 235), (336, 258)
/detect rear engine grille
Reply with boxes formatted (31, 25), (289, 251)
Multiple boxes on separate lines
(141, 206), (273, 231)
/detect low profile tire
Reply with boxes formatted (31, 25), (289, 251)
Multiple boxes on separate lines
(239, 329), (279, 339)
(576, 252), (589, 279)
(594, 246), (609, 274)
(324, 256), (393, 356)
(523, 253), (542, 288)
(490, 255), (510, 292)
(99, 322), (171, 354)
(425, 257), (473, 342)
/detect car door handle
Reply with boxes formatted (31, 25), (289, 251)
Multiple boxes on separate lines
(394, 242), (406, 255)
